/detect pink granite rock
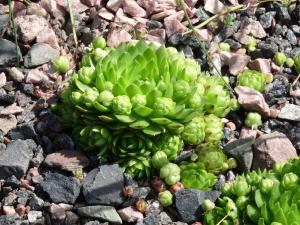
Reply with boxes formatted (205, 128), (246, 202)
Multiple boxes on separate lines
(164, 19), (187, 37)
(204, 0), (226, 14)
(123, 0), (146, 17)
(107, 29), (132, 47)
(118, 207), (144, 222)
(36, 27), (60, 49)
(248, 58), (271, 75)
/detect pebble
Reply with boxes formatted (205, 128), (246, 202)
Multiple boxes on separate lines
(44, 149), (90, 172)
(274, 4), (291, 22)
(0, 39), (22, 66)
(278, 104), (300, 122)
(117, 206), (144, 222)
(15, 15), (48, 43)
(82, 164), (125, 206)
(223, 138), (254, 172)
(27, 210), (42, 223)
(37, 172), (80, 204)
(175, 189), (220, 223)
(24, 43), (59, 68)
(259, 11), (276, 29)
(77, 205), (122, 224)
(257, 41), (278, 58)
(195, 7), (210, 22)
(253, 132), (297, 169)
(0, 140), (34, 179)
(0, 115), (17, 135)
(286, 29), (297, 45)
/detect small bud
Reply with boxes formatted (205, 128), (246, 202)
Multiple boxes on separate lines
(282, 172), (299, 189)
(219, 42), (230, 52)
(52, 56), (70, 73)
(236, 196), (248, 209)
(92, 36), (106, 49)
(260, 178), (274, 194)
(123, 186), (134, 197)
(170, 182), (184, 193)
(231, 179), (251, 197)
(50, 102), (58, 111)
(245, 112), (262, 129)
(135, 199), (148, 213)
(158, 190), (173, 207)
(285, 57), (294, 68)
(151, 151), (169, 169)
(274, 52), (287, 66)
(151, 177), (165, 192)
(202, 199), (215, 211)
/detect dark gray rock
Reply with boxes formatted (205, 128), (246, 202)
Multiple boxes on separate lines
(264, 75), (289, 105)
(195, 7), (210, 22)
(82, 164), (125, 206)
(224, 39), (241, 49)
(293, 5), (300, 20)
(8, 123), (37, 140)
(37, 172), (80, 204)
(20, 83), (34, 95)
(180, 45), (193, 58)
(0, 15), (9, 33)
(175, 189), (221, 223)
(0, 215), (20, 225)
(0, 93), (16, 106)
(142, 214), (160, 225)
(0, 39), (22, 66)
(0, 140), (34, 179)
(291, 25), (300, 35)
(274, 4), (291, 22)
(24, 43), (59, 68)
(84, 221), (103, 225)
(289, 123), (300, 151)
(257, 41), (278, 58)
(16, 190), (31, 205)
(274, 24), (283, 35)
(290, 47), (300, 58)
(77, 205), (122, 224)
(28, 193), (44, 210)
(146, 20), (163, 29)
(4, 175), (20, 189)
(286, 29), (297, 45)
(52, 134), (75, 150)
(214, 175), (226, 190)
(259, 11), (276, 29)
(223, 138), (254, 171)
(214, 21), (240, 42)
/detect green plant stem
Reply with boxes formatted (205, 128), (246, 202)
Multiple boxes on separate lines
(216, 213), (229, 225)
(67, 0), (78, 49)
(179, 0), (235, 95)
(8, 0), (20, 66)
(183, 4), (244, 35)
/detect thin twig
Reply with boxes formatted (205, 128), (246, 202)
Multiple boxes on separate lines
(292, 74), (300, 86)
(216, 213), (229, 225)
(183, 4), (244, 35)
(67, 0), (78, 49)
(8, 0), (20, 67)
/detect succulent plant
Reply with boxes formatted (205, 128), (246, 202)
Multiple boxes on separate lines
(160, 163), (181, 185)
(158, 190), (173, 207)
(151, 151), (169, 169)
(119, 156), (151, 180)
(285, 57), (294, 68)
(202, 199), (216, 211)
(245, 112), (262, 129)
(202, 77), (238, 117)
(179, 161), (217, 191)
(236, 69), (266, 92)
(155, 134), (184, 161)
(111, 131), (153, 159)
(293, 54), (300, 74)
(219, 42), (230, 52)
(181, 116), (206, 145)
(205, 157), (300, 225)
(196, 144), (237, 174)
(204, 114), (224, 143)
(52, 56), (70, 73)
(56, 37), (239, 180)
(274, 52), (287, 66)
(72, 125), (112, 157)
(246, 36), (257, 52)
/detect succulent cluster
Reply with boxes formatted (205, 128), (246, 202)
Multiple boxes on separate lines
(236, 69), (266, 92)
(57, 38), (238, 179)
(204, 157), (300, 225)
